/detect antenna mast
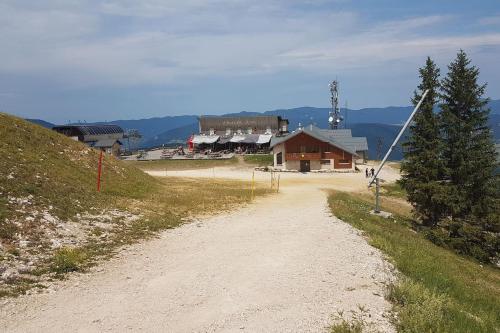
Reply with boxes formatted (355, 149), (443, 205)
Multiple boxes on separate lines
(328, 80), (342, 129)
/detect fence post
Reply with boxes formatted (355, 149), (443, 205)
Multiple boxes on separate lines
(97, 150), (103, 192)
(251, 171), (255, 200)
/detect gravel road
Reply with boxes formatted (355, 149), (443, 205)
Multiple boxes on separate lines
(0, 166), (397, 332)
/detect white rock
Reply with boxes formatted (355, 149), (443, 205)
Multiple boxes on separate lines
(50, 239), (62, 249)
(1, 269), (19, 281)
(18, 265), (32, 274)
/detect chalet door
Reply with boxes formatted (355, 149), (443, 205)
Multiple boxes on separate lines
(300, 160), (310, 172)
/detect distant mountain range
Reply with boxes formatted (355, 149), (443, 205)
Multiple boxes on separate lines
(27, 99), (500, 160)
(26, 119), (55, 129)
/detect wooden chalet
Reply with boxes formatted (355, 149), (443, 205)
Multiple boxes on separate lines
(270, 125), (365, 172)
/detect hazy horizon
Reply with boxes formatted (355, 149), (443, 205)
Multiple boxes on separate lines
(1, 1), (500, 123)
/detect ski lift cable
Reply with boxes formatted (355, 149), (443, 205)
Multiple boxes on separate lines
(368, 89), (430, 187)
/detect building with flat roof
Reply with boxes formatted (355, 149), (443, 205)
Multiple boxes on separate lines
(190, 116), (289, 153)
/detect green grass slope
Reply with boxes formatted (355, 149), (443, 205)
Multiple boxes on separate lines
(0, 112), (158, 228)
(0, 113), (159, 295)
(328, 191), (500, 333)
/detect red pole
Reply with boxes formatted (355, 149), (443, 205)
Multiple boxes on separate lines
(97, 150), (103, 192)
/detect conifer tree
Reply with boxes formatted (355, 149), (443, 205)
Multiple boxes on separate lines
(439, 50), (497, 224)
(401, 57), (446, 226)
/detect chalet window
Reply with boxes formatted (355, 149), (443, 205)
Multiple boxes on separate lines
(320, 159), (331, 165)
(209, 128), (215, 135)
(300, 145), (306, 153)
(276, 152), (283, 165)
(226, 128), (232, 136)
(247, 127), (253, 134)
(339, 159), (350, 164)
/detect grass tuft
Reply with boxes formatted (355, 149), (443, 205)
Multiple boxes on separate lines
(330, 320), (364, 333)
(389, 279), (449, 332)
(51, 247), (88, 274)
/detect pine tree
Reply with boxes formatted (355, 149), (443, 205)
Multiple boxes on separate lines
(401, 57), (446, 226)
(439, 50), (497, 223)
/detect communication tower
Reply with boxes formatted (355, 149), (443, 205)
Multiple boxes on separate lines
(328, 80), (343, 129)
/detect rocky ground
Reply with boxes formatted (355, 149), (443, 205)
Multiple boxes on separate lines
(0, 194), (140, 293)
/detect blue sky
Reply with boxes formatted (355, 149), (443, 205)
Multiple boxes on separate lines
(1, 0), (499, 123)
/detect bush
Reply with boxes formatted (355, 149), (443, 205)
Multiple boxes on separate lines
(51, 247), (88, 274)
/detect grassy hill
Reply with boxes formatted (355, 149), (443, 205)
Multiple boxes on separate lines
(0, 113), (157, 225)
(0, 113), (268, 297)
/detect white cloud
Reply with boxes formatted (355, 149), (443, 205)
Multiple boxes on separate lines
(478, 15), (500, 26)
(0, 1), (499, 89)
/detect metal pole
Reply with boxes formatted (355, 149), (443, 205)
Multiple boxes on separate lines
(369, 89), (429, 187)
(277, 174), (280, 193)
(97, 150), (103, 192)
(375, 178), (380, 213)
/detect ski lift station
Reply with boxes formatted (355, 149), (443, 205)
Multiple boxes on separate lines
(188, 80), (368, 171)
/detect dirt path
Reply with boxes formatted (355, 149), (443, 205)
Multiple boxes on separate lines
(0, 167), (397, 332)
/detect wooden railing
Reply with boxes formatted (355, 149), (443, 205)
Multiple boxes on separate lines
(285, 152), (321, 160)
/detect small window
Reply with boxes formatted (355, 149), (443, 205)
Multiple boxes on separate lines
(276, 152), (283, 165)
(209, 128), (215, 135)
(320, 159), (331, 165)
(226, 128), (232, 136)
(247, 127), (253, 134)
(339, 159), (350, 164)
